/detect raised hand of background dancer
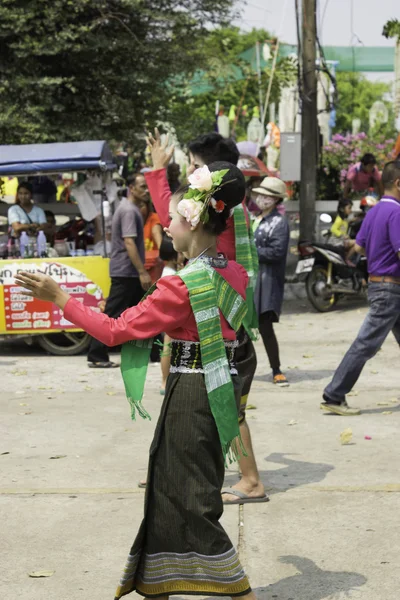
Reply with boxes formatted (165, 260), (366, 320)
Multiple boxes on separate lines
(146, 128), (175, 170)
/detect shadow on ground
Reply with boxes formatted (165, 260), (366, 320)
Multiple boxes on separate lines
(283, 292), (367, 316)
(198, 556), (366, 600)
(320, 404), (400, 417)
(0, 339), (44, 357)
(360, 404), (400, 415)
(224, 453), (334, 495)
(255, 555), (367, 599)
(254, 369), (333, 384)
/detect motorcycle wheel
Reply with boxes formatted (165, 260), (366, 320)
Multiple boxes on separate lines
(306, 266), (338, 312)
(37, 332), (91, 356)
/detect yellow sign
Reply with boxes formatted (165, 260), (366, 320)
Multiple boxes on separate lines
(0, 256), (110, 335)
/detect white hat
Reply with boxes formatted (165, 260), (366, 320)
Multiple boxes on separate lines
(252, 177), (287, 199)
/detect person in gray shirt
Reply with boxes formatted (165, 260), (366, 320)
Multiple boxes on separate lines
(87, 173), (152, 368)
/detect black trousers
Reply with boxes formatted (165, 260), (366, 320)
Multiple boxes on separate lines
(258, 311), (280, 372)
(87, 276), (144, 364)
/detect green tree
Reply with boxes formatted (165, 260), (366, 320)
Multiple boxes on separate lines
(333, 72), (393, 134)
(0, 0), (235, 144)
(382, 19), (400, 39)
(166, 27), (297, 143)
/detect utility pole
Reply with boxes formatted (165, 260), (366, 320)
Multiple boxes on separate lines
(299, 0), (318, 241)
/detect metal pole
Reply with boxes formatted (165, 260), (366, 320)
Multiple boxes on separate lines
(94, 175), (108, 258)
(100, 187), (107, 258)
(261, 39), (280, 134)
(255, 41), (264, 122)
(299, 0), (318, 241)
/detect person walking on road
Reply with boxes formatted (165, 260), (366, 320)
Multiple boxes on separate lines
(322, 160), (400, 415)
(253, 177), (290, 387)
(87, 173), (151, 368)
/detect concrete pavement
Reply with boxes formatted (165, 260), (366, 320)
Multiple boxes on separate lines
(1, 296), (399, 599)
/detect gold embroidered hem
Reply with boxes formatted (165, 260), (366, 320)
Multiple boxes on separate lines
(115, 549), (251, 599)
(114, 373), (251, 599)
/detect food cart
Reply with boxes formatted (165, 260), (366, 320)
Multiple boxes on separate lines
(0, 141), (114, 355)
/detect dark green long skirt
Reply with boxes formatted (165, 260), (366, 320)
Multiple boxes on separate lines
(115, 372), (251, 598)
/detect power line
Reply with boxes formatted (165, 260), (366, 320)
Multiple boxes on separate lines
(349, 0), (364, 46)
(319, 0), (331, 43)
(245, 2), (271, 12)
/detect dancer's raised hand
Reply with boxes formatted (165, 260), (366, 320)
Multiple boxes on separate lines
(146, 127), (175, 170)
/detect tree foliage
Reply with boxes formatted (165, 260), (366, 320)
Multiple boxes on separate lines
(334, 72), (393, 135)
(0, 0), (235, 144)
(319, 132), (396, 200)
(382, 19), (400, 39)
(166, 27), (297, 144)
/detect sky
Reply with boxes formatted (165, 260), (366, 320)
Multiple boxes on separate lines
(235, 0), (398, 81)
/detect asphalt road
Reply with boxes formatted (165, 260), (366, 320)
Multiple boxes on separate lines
(1, 295), (399, 600)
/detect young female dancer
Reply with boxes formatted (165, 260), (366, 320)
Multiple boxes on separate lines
(146, 130), (267, 505)
(15, 162), (257, 600)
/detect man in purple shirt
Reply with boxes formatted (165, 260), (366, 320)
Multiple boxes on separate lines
(322, 160), (400, 415)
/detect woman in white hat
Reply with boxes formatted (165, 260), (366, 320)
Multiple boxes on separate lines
(252, 177), (290, 387)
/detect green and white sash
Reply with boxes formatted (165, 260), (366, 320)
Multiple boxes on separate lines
(120, 260), (247, 462)
(233, 205), (259, 338)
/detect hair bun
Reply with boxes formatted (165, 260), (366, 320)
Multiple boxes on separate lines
(208, 161), (245, 209)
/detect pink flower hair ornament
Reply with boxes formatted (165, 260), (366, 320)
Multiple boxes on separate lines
(177, 165), (234, 228)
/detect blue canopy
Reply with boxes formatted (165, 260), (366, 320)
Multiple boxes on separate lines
(0, 141), (116, 176)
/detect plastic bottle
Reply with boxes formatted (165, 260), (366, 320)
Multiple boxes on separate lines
(20, 232), (29, 257)
(37, 230), (47, 258)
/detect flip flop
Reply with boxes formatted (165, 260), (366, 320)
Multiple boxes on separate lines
(222, 487), (270, 505)
(88, 361), (119, 369)
(138, 482), (147, 489)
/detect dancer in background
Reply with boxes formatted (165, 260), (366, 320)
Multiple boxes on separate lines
(145, 129), (268, 505)
(16, 163), (256, 600)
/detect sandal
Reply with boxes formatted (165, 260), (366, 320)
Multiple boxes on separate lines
(222, 487), (270, 505)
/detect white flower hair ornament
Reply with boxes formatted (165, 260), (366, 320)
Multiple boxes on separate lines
(177, 165), (233, 228)
(176, 199), (203, 228)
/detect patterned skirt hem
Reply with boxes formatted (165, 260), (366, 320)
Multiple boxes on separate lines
(115, 577), (251, 598)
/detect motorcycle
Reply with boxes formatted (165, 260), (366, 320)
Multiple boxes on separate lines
(296, 213), (368, 312)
